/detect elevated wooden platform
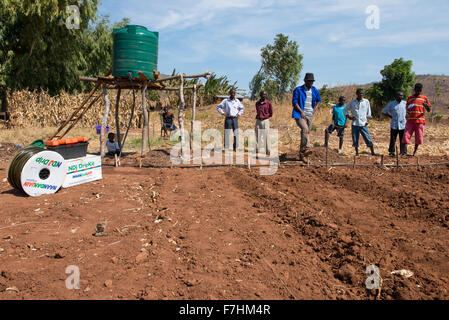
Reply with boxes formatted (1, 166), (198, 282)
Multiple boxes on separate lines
(48, 71), (211, 163)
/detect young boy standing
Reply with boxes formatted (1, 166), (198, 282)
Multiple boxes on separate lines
(162, 107), (177, 131)
(324, 96), (348, 154)
(402, 83), (431, 156)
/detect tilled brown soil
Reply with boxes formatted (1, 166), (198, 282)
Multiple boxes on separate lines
(0, 150), (448, 300)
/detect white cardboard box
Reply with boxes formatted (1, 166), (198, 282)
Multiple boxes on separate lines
(63, 154), (102, 188)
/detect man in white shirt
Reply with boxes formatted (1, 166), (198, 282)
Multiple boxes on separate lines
(216, 88), (245, 151)
(344, 88), (375, 156)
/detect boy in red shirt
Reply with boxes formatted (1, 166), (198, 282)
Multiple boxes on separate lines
(402, 83), (431, 156)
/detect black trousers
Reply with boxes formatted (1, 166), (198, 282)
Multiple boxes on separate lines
(224, 117), (239, 150)
(389, 128), (407, 154)
(108, 150), (121, 156)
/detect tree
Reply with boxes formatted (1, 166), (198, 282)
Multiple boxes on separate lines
(250, 34), (303, 101)
(366, 58), (415, 115)
(0, 0), (99, 95)
(79, 16), (130, 91)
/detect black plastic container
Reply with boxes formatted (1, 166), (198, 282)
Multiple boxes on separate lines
(47, 142), (88, 160)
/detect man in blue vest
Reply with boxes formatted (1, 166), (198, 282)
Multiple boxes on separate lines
(292, 73), (321, 161)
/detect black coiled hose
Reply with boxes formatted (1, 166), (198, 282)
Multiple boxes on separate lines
(7, 146), (43, 193)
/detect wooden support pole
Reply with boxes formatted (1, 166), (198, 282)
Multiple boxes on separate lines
(150, 71), (211, 84)
(353, 155), (356, 168)
(178, 74), (186, 160)
(190, 84), (197, 150)
(325, 144), (328, 168)
(380, 154), (384, 169)
(141, 82), (149, 156)
(115, 88), (122, 150)
(100, 85), (111, 159)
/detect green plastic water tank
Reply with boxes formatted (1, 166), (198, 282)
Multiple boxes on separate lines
(112, 25), (158, 80)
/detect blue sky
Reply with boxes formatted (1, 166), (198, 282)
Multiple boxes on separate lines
(98, 0), (449, 93)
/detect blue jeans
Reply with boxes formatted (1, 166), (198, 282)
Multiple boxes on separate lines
(164, 123), (177, 130)
(224, 117), (239, 150)
(351, 125), (373, 148)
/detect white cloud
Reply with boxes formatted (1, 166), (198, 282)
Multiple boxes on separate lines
(102, 0), (449, 90)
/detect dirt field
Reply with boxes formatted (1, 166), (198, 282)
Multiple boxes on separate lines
(1, 144), (448, 300)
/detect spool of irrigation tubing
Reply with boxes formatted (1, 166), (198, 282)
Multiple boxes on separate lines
(7, 147), (66, 197)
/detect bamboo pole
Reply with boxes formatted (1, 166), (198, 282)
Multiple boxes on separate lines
(100, 85), (111, 159)
(141, 82), (149, 156)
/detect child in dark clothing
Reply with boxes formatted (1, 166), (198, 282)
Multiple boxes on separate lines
(106, 132), (120, 156)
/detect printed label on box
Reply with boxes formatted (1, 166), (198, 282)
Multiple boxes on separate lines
(63, 154), (102, 188)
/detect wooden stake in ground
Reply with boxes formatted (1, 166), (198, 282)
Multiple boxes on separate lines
(353, 155), (356, 168)
(141, 82), (149, 156)
(100, 85), (111, 159)
(325, 144), (328, 168)
(380, 154), (384, 169)
(396, 146), (399, 169)
(115, 88), (122, 151)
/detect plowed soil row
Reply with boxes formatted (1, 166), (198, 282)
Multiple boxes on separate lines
(0, 152), (448, 299)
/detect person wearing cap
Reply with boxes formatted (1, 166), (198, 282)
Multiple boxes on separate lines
(216, 88), (245, 151)
(292, 73), (321, 161)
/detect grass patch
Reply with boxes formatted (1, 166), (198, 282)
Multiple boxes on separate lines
(127, 135), (179, 149)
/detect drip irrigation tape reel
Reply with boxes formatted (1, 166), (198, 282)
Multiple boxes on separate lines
(7, 147), (66, 197)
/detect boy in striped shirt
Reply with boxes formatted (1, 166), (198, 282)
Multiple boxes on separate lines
(402, 83), (431, 156)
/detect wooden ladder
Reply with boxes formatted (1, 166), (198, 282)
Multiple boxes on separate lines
(48, 83), (102, 140)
